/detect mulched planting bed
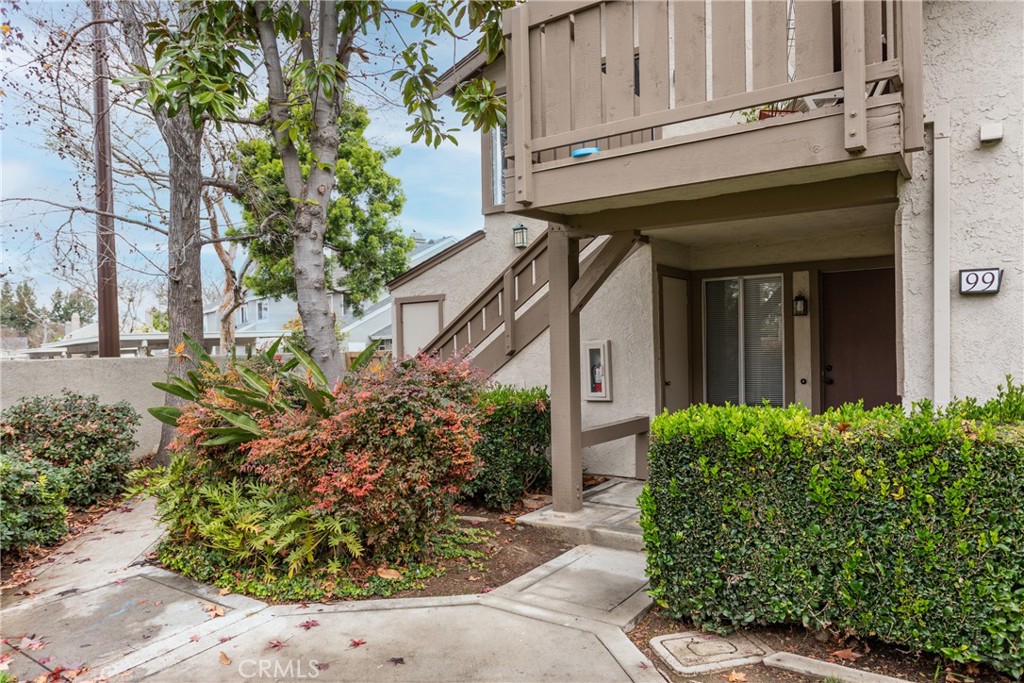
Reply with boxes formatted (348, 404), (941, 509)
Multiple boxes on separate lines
(629, 606), (1014, 683)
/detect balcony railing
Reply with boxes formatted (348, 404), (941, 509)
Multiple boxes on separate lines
(502, 0), (923, 214)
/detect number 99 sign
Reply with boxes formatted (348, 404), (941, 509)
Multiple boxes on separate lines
(959, 268), (1002, 294)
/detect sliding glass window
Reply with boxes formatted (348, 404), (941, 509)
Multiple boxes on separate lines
(704, 275), (784, 406)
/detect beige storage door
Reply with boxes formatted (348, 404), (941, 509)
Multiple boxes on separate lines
(400, 300), (441, 357)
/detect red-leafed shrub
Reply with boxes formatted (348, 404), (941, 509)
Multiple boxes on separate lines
(148, 340), (486, 566)
(243, 356), (485, 560)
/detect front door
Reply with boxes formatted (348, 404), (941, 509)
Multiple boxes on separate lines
(821, 268), (899, 409)
(660, 274), (689, 412)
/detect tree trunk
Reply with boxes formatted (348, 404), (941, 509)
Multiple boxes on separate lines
(120, 2), (205, 464)
(158, 118), (205, 462)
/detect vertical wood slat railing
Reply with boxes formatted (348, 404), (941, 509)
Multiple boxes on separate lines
(421, 231), (551, 369)
(502, 0), (923, 207)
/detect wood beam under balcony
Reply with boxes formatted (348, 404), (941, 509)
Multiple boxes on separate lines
(568, 173), (899, 236)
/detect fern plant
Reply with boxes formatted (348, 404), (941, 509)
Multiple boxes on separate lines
(131, 457), (362, 577)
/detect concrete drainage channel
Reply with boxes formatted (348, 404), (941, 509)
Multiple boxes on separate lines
(647, 630), (911, 682)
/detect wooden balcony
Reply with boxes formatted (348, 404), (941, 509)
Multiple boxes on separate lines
(501, 0), (923, 220)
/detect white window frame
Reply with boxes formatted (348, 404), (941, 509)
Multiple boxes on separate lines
(257, 301), (268, 321)
(702, 273), (786, 406)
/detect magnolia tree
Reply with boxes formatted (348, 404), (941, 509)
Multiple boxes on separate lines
(135, 0), (509, 380)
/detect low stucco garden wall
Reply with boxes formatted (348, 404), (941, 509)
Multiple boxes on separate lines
(1, 357), (170, 459)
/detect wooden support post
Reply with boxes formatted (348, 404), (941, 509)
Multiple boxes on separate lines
(842, 0), (867, 153)
(548, 225), (582, 513)
(900, 0), (925, 152)
(506, 3), (534, 206)
(502, 269), (516, 356)
(634, 429), (650, 480)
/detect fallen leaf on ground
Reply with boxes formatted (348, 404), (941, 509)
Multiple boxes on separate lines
(219, 637), (233, 643)
(20, 636), (46, 651)
(56, 588), (79, 597)
(0, 653), (11, 670)
(297, 620), (320, 631)
(72, 558), (91, 564)
(315, 662), (330, 671)
(267, 640), (287, 651)
(219, 651), (232, 665)
(638, 662), (649, 670)
(388, 657), (405, 666)
(218, 587), (231, 596)
(349, 639), (366, 649)
(725, 671), (747, 682)
(376, 568), (401, 580)
(467, 575), (481, 581)
(114, 579), (125, 585)
(203, 603), (225, 618)
(189, 635), (200, 642)
(37, 657), (53, 665)
(830, 648), (863, 662)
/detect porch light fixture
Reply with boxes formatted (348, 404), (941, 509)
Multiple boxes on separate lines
(512, 223), (529, 249)
(792, 293), (809, 317)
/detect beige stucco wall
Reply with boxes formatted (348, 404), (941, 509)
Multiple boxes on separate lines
(899, 0), (1024, 402)
(391, 215), (548, 327)
(0, 358), (169, 459)
(494, 245), (657, 478)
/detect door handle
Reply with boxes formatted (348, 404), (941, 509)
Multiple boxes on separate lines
(664, 380), (672, 386)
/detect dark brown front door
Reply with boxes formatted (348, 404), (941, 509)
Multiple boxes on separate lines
(821, 268), (900, 409)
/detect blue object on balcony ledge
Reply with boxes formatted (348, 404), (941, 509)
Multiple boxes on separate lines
(571, 147), (601, 158)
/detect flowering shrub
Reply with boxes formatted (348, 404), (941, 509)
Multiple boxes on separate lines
(1, 391), (139, 506)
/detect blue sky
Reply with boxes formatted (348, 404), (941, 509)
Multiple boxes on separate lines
(0, 1), (485, 307)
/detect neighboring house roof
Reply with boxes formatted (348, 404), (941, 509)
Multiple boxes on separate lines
(435, 49), (488, 98)
(369, 324), (392, 341)
(387, 230), (486, 290)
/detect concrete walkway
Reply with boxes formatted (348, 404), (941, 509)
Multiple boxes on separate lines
(518, 478), (646, 551)
(1, 500), (662, 682)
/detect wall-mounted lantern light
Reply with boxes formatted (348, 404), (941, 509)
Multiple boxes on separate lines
(792, 293), (809, 317)
(512, 223), (529, 249)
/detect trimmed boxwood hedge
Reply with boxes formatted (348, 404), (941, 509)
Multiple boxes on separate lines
(640, 384), (1024, 677)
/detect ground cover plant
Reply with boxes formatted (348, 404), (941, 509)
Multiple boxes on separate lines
(465, 385), (551, 511)
(640, 378), (1024, 678)
(137, 337), (494, 600)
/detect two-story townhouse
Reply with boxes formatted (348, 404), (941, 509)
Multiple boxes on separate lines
(389, 0), (1023, 514)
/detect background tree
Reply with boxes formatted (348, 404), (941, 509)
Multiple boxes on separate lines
(49, 288), (97, 324)
(234, 99), (412, 314)
(0, 282), (44, 336)
(138, 0), (510, 380)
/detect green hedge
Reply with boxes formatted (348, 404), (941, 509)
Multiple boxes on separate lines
(1, 391), (139, 506)
(465, 385), (551, 511)
(640, 387), (1024, 677)
(1, 455), (68, 554)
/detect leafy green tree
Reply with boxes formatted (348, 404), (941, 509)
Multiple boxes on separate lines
(235, 101), (413, 314)
(49, 288), (97, 325)
(0, 282), (43, 335)
(133, 0), (510, 381)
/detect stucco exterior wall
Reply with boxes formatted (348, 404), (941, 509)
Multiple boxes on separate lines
(899, 0), (1024, 402)
(390, 216), (548, 333)
(494, 245), (656, 478)
(0, 358), (170, 459)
